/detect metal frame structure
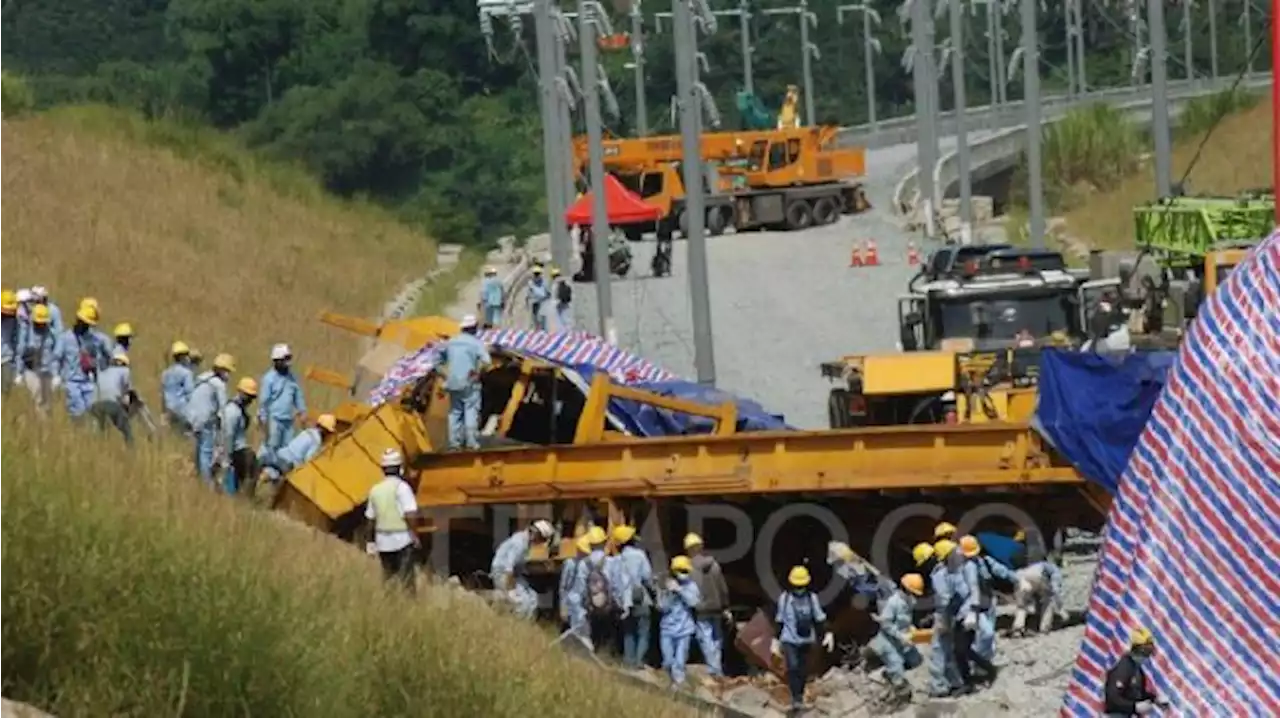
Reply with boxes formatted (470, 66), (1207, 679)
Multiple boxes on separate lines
(836, 3), (882, 130)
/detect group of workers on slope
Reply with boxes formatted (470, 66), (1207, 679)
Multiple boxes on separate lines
(477, 262), (573, 335)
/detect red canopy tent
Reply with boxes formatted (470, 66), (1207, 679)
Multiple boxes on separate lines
(564, 174), (662, 225)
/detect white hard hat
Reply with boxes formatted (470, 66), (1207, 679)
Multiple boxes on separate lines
(270, 343), (292, 360)
(30, 285), (48, 299)
(531, 519), (554, 539)
(459, 314), (478, 329)
(15, 289), (32, 303)
(483, 266), (497, 275)
(380, 447), (404, 469)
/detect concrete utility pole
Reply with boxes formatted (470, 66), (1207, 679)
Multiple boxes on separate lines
(1021, 0), (1045, 246)
(906, 0), (939, 237)
(1208, 0), (1218, 78)
(1071, 0), (1086, 93)
(673, 0), (718, 384)
(947, 0), (973, 242)
(630, 1), (649, 135)
(761, 2), (821, 126)
(1181, 0), (1194, 81)
(1241, 1), (1253, 76)
(1148, 0), (1172, 198)
(1064, 1), (1077, 95)
(554, 9), (579, 252)
(1127, 0), (1148, 84)
(706, 1), (755, 94)
(578, 0), (619, 343)
(837, 3), (883, 128)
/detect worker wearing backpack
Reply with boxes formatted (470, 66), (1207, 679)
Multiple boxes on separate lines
(559, 533), (593, 637)
(551, 267), (573, 330)
(613, 524), (656, 669)
(570, 526), (615, 652)
(771, 566), (834, 712)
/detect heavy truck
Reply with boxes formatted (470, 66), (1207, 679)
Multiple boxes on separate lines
(571, 126), (871, 240)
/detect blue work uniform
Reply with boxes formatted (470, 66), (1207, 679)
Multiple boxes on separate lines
(659, 577), (701, 685)
(2, 316), (18, 383)
(17, 328), (59, 376)
(927, 557), (969, 697)
(869, 589), (923, 687)
(526, 277), (550, 331)
(40, 302), (64, 335)
(965, 554), (1018, 660)
(257, 368), (306, 464)
(490, 532), (537, 620)
(776, 589), (827, 707)
(262, 426), (324, 481)
(221, 400), (251, 494)
(160, 362), (195, 426)
(441, 332), (490, 451)
(92, 364), (134, 444)
(481, 276), (504, 327)
(570, 549), (613, 644)
(184, 372), (228, 482)
(614, 544), (656, 668)
(54, 328), (111, 418)
(559, 555), (583, 632)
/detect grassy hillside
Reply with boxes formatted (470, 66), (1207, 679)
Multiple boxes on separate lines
(1063, 98), (1272, 251)
(1, 107), (690, 717)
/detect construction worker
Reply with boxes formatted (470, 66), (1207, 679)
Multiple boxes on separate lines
(185, 353), (235, 483)
(526, 266), (550, 331)
(959, 534), (1017, 665)
(658, 555), (701, 688)
(925, 539), (969, 697)
(161, 341), (196, 432)
(1105, 628), (1163, 716)
(559, 533), (593, 640)
(1011, 555), (1068, 636)
(219, 377), (259, 495)
(12, 289), (34, 350)
(257, 343), (306, 465)
(441, 315), (490, 451)
(954, 535), (1002, 688)
(490, 519), (556, 620)
(260, 413), (337, 484)
(868, 573), (925, 705)
(365, 448), (421, 592)
(29, 286), (63, 335)
(772, 565), (833, 712)
(571, 525), (614, 651)
(685, 532), (730, 678)
(828, 540), (895, 609)
(16, 305), (60, 415)
(551, 267), (572, 330)
(479, 266), (504, 328)
(3, 290), (21, 391)
(189, 346), (203, 370)
(613, 523), (656, 669)
(54, 303), (111, 419)
(89, 349), (135, 445)
(112, 323), (134, 356)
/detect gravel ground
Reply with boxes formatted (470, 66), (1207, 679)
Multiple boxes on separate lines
(571, 136), (989, 429)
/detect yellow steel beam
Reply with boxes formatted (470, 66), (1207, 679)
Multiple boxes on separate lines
(414, 423), (1083, 507)
(498, 360), (536, 435)
(305, 365), (354, 390)
(319, 311), (380, 337)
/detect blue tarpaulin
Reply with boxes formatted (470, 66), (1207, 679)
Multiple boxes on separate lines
(1033, 348), (1177, 494)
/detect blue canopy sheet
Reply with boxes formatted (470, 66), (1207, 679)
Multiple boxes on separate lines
(1033, 348), (1177, 495)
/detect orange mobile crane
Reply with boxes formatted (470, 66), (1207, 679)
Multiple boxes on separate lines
(572, 126), (871, 240)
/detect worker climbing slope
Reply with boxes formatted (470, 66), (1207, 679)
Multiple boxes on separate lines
(16, 305), (59, 415)
(28, 286), (63, 336)
(365, 448), (421, 592)
(185, 353), (236, 482)
(868, 573), (925, 706)
(572, 526), (614, 651)
(257, 344), (306, 465)
(259, 413), (337, 489)
(559, 533), (593, 641)
(89, 348), (135, 444)
(489, 519), (556, 620)
(161, 341), (196, 433)
(439, 315), (490, 451)
(959, 534), (1017, 666)
(54, 302), (111, 419)
(219, 377), (259, 494)
(2, 290), (19, 391)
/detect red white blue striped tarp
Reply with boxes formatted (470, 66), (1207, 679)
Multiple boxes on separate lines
(1063, 232), (1280, 716)
(367, 327), (678, 407)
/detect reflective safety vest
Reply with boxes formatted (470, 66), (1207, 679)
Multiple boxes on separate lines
(369, 479), (408, 533)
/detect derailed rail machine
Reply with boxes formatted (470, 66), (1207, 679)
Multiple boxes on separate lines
(281, 311), (1104, 631)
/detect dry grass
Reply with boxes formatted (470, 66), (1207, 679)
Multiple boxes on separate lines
(1062, 100), (1273, 251)
(2, 105), (434, 403)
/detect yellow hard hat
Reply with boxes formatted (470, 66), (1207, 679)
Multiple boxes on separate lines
(585, 525), (608, 545)
(171, 340), (190, 357)
(79, 297), (100, 312)
(113, 322), (133, 339)
(900, 573), (926, 596)
(111, 350), (130, 366)
(1013, 529), (1026, 543)
(550, 266), (562, 277)
(75, 305), (99, 326)
(830, 541), (855, 564)
(683, 532), (704, 550)
(575, 534), (592, 555)
(237, 377), (259, 396)
(532, 265), (543, 274)
(959, 535), (982, 558)
(671, 555), (693, 574)
(316, 414), (337, 432)
(31, 305), (52, 325)
(1130, 627), (1154, 647)
(189, 347), (203, 362)
(612, 524), (637, 544)
(212, 353), (236, 372)
(934, 522), (958, 539)
(934, 539), (958, 560)
(1, 290), (16, 315)
(787, 565), (811, 588)
(912, 542), (935, 567)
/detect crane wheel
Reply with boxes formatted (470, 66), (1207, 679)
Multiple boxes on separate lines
(827, 389), (852, 429)
(707, 207), (727, 236)
(813, 197), (840, 225)
(785, 199), (814, 231)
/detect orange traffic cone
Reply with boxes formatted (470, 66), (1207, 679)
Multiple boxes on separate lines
(864, 238), (880, 266)
(848, 243), (863, 267)
(906, 241), (921, 266)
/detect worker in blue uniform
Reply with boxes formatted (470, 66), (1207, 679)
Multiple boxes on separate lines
(959, 534), (1017, 664)
(16, 304), (60, 414)
(112, 323), (134, 356)
(551, 267), (573, 330)
(570, 525), (614, 651)
(772, 565), (834, 712)
(869, 573), (925, 705)
(259, 413), (337, 483)
(525, 266), (550, 331)
(29, 286), (63, 335)
(440, 315), (491, 451)
(2, 290), (19, 391)
(490, 519), (556, 620)
(54, 303), (111, 419)
(559, 533), (593, 641)
(258, 343), (306, 465)
(921, 539), (969, 697)
(479, 266), (504, 328)
(161, 341), (196, 433)
(219, 377), (259, 494)
(659, 555), (701, 687)
(612, 524), (656, 669)
(185, 353), (236, 482)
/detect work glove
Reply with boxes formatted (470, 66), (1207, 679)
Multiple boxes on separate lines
(769, 638), (782, 658)
(12, 375), (21, 386)
(365, 542), (377, 556)
(963, 612), (978, 631)
(1134, 700), (1155, 715)
(899, 630), (915, 644)
(665, 579), (679, 592)
(821, 632), (835, 652)
(50, 376), (62, 390)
